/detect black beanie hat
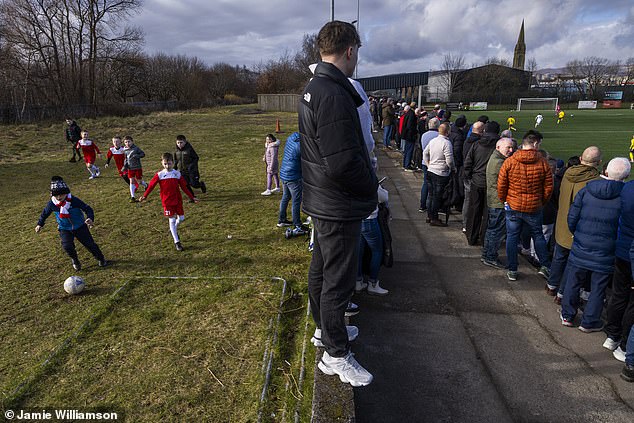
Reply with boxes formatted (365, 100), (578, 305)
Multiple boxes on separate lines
(51, 176), (70, 196)
(484, 121), (500, 135)
(455, 116), (467, 127)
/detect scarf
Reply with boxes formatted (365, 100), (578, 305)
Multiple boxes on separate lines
(52, 194), (72, 219)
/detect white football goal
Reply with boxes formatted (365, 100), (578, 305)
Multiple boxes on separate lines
(516, 98), (559, 111)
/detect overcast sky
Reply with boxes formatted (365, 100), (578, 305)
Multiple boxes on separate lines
(136, 0), (634, 77)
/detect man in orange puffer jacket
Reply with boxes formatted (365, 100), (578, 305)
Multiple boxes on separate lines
(497, 130), (553, 281)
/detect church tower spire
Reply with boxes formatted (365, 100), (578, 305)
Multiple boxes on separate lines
(513, 20), (526, 70)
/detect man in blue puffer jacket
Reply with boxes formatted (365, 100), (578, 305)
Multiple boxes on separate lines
(604, 179), (634, 360)
(277, 132), (303, 231)
(561, 158), (631, 331)
(35, 176), (107, 271)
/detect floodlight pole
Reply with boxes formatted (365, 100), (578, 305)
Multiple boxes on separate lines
(330, 0), (334, 21)
(356, 0), (359, 79)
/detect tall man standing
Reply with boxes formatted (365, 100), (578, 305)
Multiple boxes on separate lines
(298, 21), (378, 387)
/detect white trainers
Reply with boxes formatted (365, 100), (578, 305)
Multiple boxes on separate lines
(95, 167), (101, 177)
(602, 337), (619, 351)
(88, 175), (95, 180)
(311, 326), (359, 348)
(613, 346), (626, 362)
(367, 280), (389, 296)
(261, 189), (272, 196)
(355, 278), (368, 293)
(271, 187), (280, 193)
(318, 351), (373, 387)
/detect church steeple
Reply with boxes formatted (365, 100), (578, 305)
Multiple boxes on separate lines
(513, 20), (526, 70)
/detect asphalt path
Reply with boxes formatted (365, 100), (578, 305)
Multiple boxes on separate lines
(350, 148), (634, 423)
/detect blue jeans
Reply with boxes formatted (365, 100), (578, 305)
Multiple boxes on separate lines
(427, 172), (449, 220)
(561, 264), (610, 329)
(626, 325), (634, 365)
(505, 209), (551, 272)
(358, 218), (383, 281)
(482, 208), (506, 261)
(548, 243), (570, 292)
(278, 179), (303, 227)
(403, 141), (414, 168)
(419, 165), (429, 210)
(383, 125), (394, 148)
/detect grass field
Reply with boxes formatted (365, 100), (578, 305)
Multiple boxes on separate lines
(1, 105), (632, 421)
(458, 108), (634, 169)
(0, 107), (312, 421)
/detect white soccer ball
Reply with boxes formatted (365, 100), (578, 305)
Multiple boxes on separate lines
(64, 276), (85, 295)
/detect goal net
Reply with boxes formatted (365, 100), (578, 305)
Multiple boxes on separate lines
(516, 98), (559, 111)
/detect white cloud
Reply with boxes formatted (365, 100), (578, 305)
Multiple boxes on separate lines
(137, 0), (634, 76)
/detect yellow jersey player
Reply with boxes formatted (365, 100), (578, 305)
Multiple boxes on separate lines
(507, 115), (517, 131)
(557, 110), (565, 124)
(629, 135), (634, 162)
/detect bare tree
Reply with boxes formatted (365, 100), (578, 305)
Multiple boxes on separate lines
(0, 0), (142, 107)
(622, 58), (634, 86)
(439, 53), (465, 101)
(294, 33), (320, 78)
(566, 56), (619, 99)
(484, 57), (511, 67)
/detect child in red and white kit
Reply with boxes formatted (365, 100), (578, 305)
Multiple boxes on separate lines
(139, 152), (198, 251)
(76, 130), (102, 179)
(105, 136), (131, 186)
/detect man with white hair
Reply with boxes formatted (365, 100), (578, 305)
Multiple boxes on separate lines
(560, 157), (631, 331)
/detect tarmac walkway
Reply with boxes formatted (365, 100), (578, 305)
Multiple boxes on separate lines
(343, 148), (634, 422)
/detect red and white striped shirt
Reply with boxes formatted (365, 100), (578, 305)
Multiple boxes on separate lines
(143, 169), (194, 209)
(107, 146), (125, 170)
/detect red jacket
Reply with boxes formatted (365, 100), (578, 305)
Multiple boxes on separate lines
(497, 149), (553, 213)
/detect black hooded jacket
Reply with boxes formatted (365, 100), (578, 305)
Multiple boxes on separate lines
(449, 124), (466, 168)
(174, 142), (200, 176)
(464, 132), (500, 188)
(298, 62), (378, 221)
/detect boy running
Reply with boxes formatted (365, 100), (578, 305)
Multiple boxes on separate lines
(174, 135), (207, 195)
(76, 130), (102, 179)
(140, 153), (198, 251)
(105, 136), (131, 186)
(122, 135), (148, 202)
(35, 176), (107, 270)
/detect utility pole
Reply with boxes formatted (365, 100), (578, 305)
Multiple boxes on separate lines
(330, 0), (334, 21)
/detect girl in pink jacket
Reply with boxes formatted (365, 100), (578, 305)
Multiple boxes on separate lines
(261, 133), (280, 196)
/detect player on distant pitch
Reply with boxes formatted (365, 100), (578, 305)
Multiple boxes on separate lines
(557, 110), (565, 124)
(629, 135), (634, 162)
(535, 114), (543, 128)
(507, 115), (517, 131)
